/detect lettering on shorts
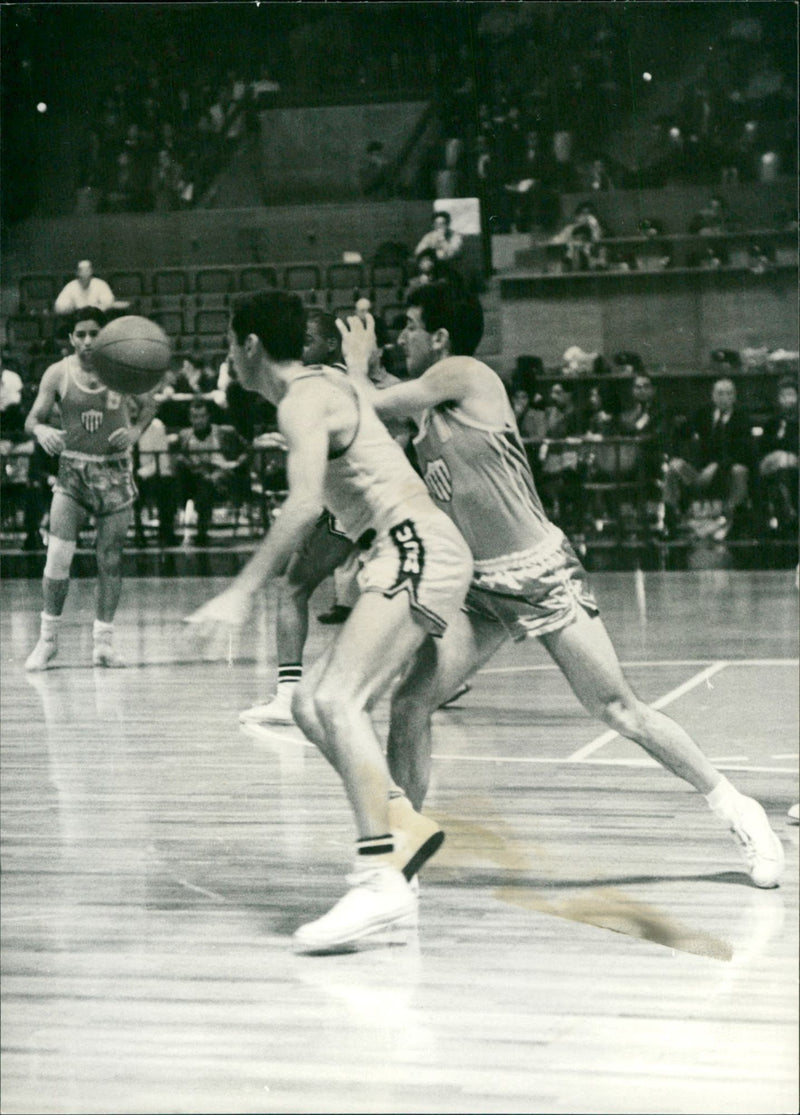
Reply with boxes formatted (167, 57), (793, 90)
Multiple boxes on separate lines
(80, 409), (104, 433)
(390, 519), (425, 592)
(423, 457), (452, 502)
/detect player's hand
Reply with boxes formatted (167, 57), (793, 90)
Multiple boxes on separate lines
(253, 431), (288, 450)
(33, 424), (66, 456)
(183, 586), (252, 657)
(107, 427), (138, 451)
(336, 310), (377, 379)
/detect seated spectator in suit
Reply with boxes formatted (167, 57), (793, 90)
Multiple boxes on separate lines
(172, 397), (250, 546)
(617, 372), (668, 487)
(549, 201), (608, 271)
(757, 376), (798, 536)
(664, 376), (753, 539)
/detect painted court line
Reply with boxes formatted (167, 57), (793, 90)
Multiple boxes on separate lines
(567, 661), (730, 762)
(433, 754), (795, 775)
(480, 658), (798, 675)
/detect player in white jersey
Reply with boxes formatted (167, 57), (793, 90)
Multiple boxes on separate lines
(345, 282), (784, 890)
(186, 291), (473, 951)
(239, 309), (358, 725)
(24, 308), (158, 671)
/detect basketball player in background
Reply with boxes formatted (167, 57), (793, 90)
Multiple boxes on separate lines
(24, 308), (158, 671)
(342, 282), (784, 889)
(186, 290), (473, 952)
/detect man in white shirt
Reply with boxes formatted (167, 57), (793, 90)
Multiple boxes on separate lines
(54, 260), (118, 317)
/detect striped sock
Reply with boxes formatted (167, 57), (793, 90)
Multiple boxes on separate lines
(357, 833), (395, 857)
(278, 663), (302, 687)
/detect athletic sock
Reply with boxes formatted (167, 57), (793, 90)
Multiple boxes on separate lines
(40, 612), (61, 640)
(357, 834), (396, 859)
(93, 619), (115, 642)
(705, 775), (742, 820)
(277, 663), (302, 688)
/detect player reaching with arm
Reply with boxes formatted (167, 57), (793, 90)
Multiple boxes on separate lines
(24, 308), (158, 671)
(186, 291), (474, 951)
(345, 281), (784, 890)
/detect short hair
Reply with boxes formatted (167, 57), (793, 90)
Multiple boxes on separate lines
(188, 396), (211, 413)
(406, 282), (484, 357)
(69, 307), (106, 332)
(433, 210), (451, 225)
(230, 290), (306, 362)
(306, 308), (343, 358)
(777, 376), (798, 393)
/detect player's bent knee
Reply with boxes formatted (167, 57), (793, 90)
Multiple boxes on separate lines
(44, 536), (76, 580)
(601, 695), (645, 738)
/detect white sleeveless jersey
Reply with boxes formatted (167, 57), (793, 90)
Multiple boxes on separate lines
(413, 359), (564, 568)
(294, 366), (434, 543)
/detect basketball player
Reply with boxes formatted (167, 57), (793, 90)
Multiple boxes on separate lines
(24, 308), (158, 671)
(186, 291), (473, 952)
(238, 309), (359, 725)
(344, 282), (784, 889)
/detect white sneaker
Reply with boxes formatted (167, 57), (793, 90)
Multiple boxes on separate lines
(727, 796), (785, 888)
(239, 688), (295, 724)
(293, 864), (417, 954)
(92, 641), (125, 668)
(25, 637), (58, 672)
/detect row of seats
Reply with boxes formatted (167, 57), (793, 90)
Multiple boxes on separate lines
(16, 262), (409, 314)
(5, 295), (409, 349)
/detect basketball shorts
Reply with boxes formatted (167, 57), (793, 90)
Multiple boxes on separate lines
(55, 453), (137, 518)
(465, 532), (599, 641)
(289, 510), (358, 588)
(357, 511), (472, 636)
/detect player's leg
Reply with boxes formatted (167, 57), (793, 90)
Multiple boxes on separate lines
(93, 506), (133, 666)
(291, 590), (430, 951)
(239, 521), (355, 724)
(387, 610), (507, 810)
(25, 491), (87, 671)
(540, 608), (784, 886)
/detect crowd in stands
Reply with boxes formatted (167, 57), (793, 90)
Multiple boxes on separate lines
(78, 62), (279, 214)
(2, 303), (797, 557)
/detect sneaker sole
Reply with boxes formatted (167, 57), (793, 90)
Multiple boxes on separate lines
(402, 830), (445, 881)
(239, 712), (294, 725)
(293, 908), (417, 954)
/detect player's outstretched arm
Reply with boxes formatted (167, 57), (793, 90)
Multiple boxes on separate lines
(185, 385), (327, 631)
(369, 357), (484, 422)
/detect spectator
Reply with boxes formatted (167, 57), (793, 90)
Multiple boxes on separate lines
(172, 397), (250, 546)
(539, 380), (584, 531)
(405, 249), (442, 295)
(54, 260), (118, 317)
(510, 385), (547, 441)
(358, 141), (390, 197)
(688, 194), (731, 266)
(0, 363), (25, 437)
(757, 377), (798, 536)
(664, 376), (753, 540)
(414, 211), (464, 267)
(616, 372), (668, 490)
(129, 396), (179, 547)
(549, 201), (608, 271)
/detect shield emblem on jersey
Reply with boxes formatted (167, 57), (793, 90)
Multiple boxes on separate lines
(423, 458), (452, 502)
(81, 409), (104, 433)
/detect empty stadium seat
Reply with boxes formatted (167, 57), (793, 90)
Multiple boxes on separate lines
(326, 262), (365, 296)
(240, 266), (279, 291)
(18, 275), (58, 313)
(284, 263), (321, 294)
(152, 269), (190, 297)
(109, 271), (147, 299)
(194, 309), (230, 338)
(194, 268), (237, 296)
(369, 262), (406, 292)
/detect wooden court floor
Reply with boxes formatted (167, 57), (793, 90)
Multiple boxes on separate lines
(1, 570), (798, 1115)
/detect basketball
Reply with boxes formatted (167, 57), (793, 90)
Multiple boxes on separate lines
(91, 315), (171, 395)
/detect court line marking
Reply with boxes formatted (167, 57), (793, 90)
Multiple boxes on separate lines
(481, 659), (798, 675)
(567, 661), (730, 762)
(433, 754), (795, 775)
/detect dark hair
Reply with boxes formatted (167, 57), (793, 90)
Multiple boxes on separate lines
(188, 396), (211, 413)
(69, 307), (106, 331)
(777, 376), (798, 393)
(406, 282), (484, 356)
(306, 308), (343, 359)
(230, 290), (306, 362)
(433, 210), (451, 225)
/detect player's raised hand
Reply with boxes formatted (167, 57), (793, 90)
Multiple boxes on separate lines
(336, 302), (377, 379)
